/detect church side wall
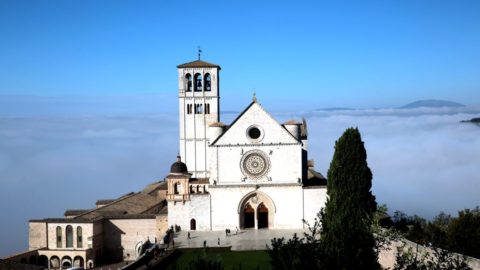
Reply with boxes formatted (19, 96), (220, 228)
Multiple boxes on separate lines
(102, 218), (156, 262)
(302, 187), (327, 226)
(29, 222), (47, 250)
(168, 194), (211, 231)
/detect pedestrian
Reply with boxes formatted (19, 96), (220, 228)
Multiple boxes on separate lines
(217, 237), (220, 246)
(188, 232), (191, 239)
(172, 239), (175, 248)
(225, 228), (228, 237)
(203, 240), (207, 248)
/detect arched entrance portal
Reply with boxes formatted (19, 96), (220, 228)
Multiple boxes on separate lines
(257, 203), (269, 229)
(190, 218), (196, 230)
(238, 191), (276, 229)
(244, 203), (255, 228)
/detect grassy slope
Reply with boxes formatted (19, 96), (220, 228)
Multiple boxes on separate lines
(165, 249), (271, 270)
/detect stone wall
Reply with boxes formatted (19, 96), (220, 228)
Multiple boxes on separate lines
(378, 239), (480, 270)
(46, 222), (93, 250)
(302, 187), (327, 226)
(29, 222), (47, 250)
(102, 218), (157, 262)
(168, 194), (211, 231)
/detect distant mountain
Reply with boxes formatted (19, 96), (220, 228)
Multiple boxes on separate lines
(461, 117), (480, 124)
(316, 107), (356, 111)
(401, 99), (465, 109)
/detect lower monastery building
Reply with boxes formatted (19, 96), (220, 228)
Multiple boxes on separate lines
(6, 58), (327, 269)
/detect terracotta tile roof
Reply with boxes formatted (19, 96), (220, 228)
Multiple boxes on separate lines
(142, 181), (168, 194)
(177, 60), (221, 69)
(209, 122), (226, 127)
(283, 119), (300, 125)
(75, 192), (163, 221)
(303, 168), (327, 187)
(96, 199), (115, 205)
(189, 178), (210, 184)
(64, 209), (91, 217)
(29, 218), (92, 223)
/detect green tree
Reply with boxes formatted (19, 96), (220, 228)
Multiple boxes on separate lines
(447, 207), (480, 258)
(321, 127), (379, 270)
(268, 212), (325, 270)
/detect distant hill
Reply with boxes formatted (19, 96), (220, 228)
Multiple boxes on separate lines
(461, 117), (480, 124)
(316, 107), (356, 111)
(401, 99), (465, 109)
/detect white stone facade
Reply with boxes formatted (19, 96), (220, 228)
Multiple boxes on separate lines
(168, 59), (327, 232)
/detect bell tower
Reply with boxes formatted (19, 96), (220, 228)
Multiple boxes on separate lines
(177, 57), (220, 178)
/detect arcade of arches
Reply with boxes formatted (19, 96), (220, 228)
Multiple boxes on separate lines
(239, 192), (275, 229)
(13, 253), (89, 269)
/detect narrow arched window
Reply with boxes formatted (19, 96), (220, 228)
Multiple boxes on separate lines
(204, 73), (211, 91)
(194, 73), (202, 91)
(185, 74), (192, 92)
(77, 226), (83, 248)
(66, 225), (73, 248)
(56, 226), (62, 248)
(174, 183), (179, 194)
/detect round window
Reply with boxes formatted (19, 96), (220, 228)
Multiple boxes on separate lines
(246, 126), (264, 142)
(248, 127), (261, 139)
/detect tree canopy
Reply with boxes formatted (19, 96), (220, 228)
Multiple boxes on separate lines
(321, 127), (378, 270)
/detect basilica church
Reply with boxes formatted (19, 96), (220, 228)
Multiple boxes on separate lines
(7, 58), (327, 269)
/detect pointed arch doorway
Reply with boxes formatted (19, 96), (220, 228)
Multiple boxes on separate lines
(238, 191), (275, 229)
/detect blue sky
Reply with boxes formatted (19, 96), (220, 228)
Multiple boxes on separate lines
(1, 0), (479, 110)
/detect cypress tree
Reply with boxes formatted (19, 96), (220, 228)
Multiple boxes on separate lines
(321, 127), (379, 269)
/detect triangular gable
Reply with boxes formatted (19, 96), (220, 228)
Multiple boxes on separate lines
(211, 101), (301, 146)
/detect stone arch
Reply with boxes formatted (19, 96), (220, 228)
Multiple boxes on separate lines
(66, 225), (73, 248)
(73, 256), (84, 267)
(204, 73), (211, 91)
(37, 255), (48, 268)
(237, 191), (275, 229)
(190, 218), (196, 230)
(135, 241), (144, 257)
(61, 256), (72, 268)
(185, 73), (192, 92)
(194, 73), (202, 91)
(50, 256), (60, 269)
(28, 255), (36, 264)
(87, 259), (94, 269)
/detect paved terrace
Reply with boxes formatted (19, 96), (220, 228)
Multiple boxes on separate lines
(172, 229), (305, 251)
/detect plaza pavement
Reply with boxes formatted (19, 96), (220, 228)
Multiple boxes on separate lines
(172, 229), (306, 250)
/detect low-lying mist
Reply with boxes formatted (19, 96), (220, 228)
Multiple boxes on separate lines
(1, 107), (479, 256)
